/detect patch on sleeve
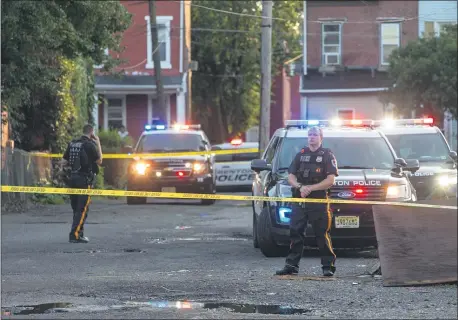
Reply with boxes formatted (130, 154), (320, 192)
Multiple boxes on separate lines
(301, 148), (305, 154)
(331, 159), (337, 168)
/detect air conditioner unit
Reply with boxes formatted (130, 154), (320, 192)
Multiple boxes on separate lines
(324, 53), (340, 65)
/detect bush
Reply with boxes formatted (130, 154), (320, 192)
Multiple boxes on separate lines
(98, 129), (132, 189)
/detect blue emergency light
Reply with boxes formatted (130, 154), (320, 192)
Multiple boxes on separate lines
(144, 123), (202, 131)
(285, 119), (376, 129)
(144, 124), (166, 131)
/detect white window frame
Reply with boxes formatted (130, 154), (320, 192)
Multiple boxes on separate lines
(94, 48), (109, 69)
(434, 21), (457, 37)
(321, 23), (342, 65)
(380, 23), (401, 66)
(337, 108), (355, 120)
(103, 95), (127, 130)
(145, 15), (173, 70)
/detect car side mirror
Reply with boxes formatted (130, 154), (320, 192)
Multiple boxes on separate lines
(449, 151), (457, 161)
(394, 158), (407, 167)
(251, 159), (271, 173)
(405, 159), (420, 174)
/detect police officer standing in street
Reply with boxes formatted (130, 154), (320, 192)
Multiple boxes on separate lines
(276, 126), (338, 277)
(62, 124), (103, 243)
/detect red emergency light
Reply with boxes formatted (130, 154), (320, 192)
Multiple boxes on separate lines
(355, 188), (364, 194)
(176, 171), (184, 177)
(230, 138), (243, 145)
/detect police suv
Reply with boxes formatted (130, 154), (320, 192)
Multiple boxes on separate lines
(250, 119), (419, 257)
(211, 139), (259, 189)
(126, 124), (216, 205)
(375, 118), (457, 200)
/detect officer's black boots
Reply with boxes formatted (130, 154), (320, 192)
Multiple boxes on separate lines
(275, 265), (299, 275)
(322, 267), (334, 277)
(69, 235), (89, 243)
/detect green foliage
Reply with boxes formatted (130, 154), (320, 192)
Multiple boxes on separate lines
(1, 0), (132, 151)
(191, 1), (303, 143)
(381, 24), (457, 119)
(98, 129), (134, 153)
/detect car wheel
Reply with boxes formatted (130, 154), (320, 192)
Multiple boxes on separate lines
(253, 212), (259, 248)
(127, 197), (147, 205)
(200, 183), (216, 205)
(257, 207), (286, 257)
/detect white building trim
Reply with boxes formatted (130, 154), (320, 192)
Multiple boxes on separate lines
(147, 94), (153, 125)
(93, 93), (99, 132)
(300, 88), (388, 93)
(144, 15), (173, 70)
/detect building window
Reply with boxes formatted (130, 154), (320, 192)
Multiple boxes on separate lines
(145, 15), (173, 69)
(104, 96), (126, 130)
(424, 21), (456, 38)
(322, 24), (342, 65)
(380, 23), (400, 65)
(94, 48), (109, 69)
(337, 109), (354, 120)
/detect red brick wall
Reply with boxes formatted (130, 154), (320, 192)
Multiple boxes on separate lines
(169, 94), (177, 124)
(306, 1), (418, 67)
(126, 94), (148, 141)
(111, 0), (181, 76)
(289, 75), (301, 120)
(270, 67), (284, 136)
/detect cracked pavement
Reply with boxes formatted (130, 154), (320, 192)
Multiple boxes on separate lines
(1, 194), (457, 319)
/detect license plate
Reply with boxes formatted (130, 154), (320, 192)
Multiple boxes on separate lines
(161, 187), (176, 193)
(335, 216), (359, 228)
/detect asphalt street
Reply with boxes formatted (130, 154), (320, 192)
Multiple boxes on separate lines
(1, 192), (457, 319)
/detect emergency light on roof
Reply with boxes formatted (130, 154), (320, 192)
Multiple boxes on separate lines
(230, 138), (243, 145)
(285, 119), (375, 129)
(144, 124), (201, 131)
(373, 118), (434, 127)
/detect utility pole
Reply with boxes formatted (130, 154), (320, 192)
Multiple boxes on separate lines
(149, 0), (167, 122)
(259, 0), (273, 157)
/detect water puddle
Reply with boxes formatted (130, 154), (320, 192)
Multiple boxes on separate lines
(2, 301), (311, 315)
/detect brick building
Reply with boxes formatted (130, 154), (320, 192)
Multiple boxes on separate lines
(93, 0), (192, 141)
(271, 0), (421, 134)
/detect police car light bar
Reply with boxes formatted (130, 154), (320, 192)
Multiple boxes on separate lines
(144, 124), (202, 131)
(285, 119), (375, 129)
(372, 118), (434, 127)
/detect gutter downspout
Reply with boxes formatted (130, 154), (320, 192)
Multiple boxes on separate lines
(179, 0), (184, 73)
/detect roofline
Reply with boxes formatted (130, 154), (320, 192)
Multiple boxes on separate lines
(299, 88), (388, 93)
(95, 84), (181, 90)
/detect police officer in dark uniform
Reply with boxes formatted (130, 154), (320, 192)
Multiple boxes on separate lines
(276, 126), (339, 277)
(62, 124), (103, 243)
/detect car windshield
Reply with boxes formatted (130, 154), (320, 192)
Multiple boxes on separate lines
(212, 146), (258, 162)
(278, 137), (395, 170)
(136, 133), (204, 152)
(384, 133), (450, 162)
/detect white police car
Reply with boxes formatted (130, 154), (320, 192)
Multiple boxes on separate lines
(211, 139), (259, 189)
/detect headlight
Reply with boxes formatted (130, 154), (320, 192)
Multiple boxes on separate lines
(278, 207), (292, 224)
(192, 162), (207, 173)
(386, 185), (409, 199)
(134, 162), (150, 175)
(438, 175), (457, 187)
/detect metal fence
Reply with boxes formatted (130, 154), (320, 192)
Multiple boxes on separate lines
(1, 147), (53, 210)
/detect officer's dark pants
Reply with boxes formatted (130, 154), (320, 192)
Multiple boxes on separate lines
(285, 203), (336, 272)
(68, 173), (91, 239)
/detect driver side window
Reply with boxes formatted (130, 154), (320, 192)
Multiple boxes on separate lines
(263, 136), (279, 164)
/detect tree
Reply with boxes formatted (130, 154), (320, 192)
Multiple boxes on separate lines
(1, 1), (131, 151)
(381, 24), (457, 120)
(191, 1), (302, 143)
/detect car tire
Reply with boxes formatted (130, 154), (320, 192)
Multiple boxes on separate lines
(257, 207), (286, 257)
(253, 212), (259, 248)
(127, 196), (147, 205)
(200, 182), (216, 205)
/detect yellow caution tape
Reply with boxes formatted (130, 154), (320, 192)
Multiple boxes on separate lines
(1, 186), (457, 209)
(28, 148), (260, 159)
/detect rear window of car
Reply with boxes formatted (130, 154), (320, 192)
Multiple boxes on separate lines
(212, 146), (259, 163)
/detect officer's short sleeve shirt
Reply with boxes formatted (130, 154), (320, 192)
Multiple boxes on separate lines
(324, 149), (339, 177)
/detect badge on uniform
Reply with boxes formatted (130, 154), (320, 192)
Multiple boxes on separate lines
(316, 167), (322, 173)
(331, 159), (337, 168)
(316, 156), (322, 163)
